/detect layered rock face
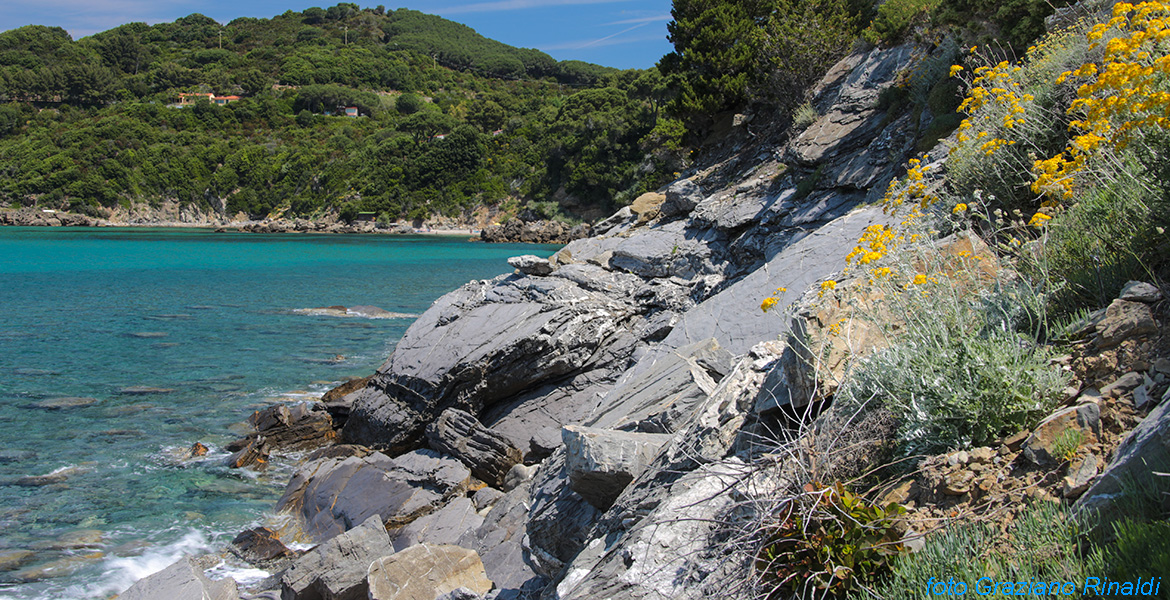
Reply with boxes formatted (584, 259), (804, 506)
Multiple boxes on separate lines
(174, 42), (929, 600)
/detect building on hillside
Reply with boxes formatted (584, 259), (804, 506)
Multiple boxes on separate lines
(344, 107), (359, 117)
(176, 93), (241, 107)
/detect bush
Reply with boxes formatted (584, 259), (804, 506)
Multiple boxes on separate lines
(757, 483), (907, 599)
(862, 0), (943, 46)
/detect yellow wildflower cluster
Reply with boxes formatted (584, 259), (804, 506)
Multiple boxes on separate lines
(1034, 0), (1170, 199)
(759, 287), (787, 313)
(846, 224), (898, 265)
(880, 158), (938, 213)
(954, 59), (1035, 156)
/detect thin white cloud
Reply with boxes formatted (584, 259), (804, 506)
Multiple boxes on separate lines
(437, 0), (631, 15)
(542, 30), (663, 51)
(605, 14), (670, 26)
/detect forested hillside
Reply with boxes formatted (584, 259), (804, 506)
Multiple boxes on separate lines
(0, 5), (677, 222)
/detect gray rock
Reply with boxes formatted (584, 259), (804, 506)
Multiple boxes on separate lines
(661, 179), (703, 217)
(1023, 403), (1101, 466)
(1101, 372), (1145, 398)
(754, 337), (816, 415)
(118, 557), (239, 600)
(555, 460), (752, 600)
(436, 588), (484, 600)
(607, 220), (727, 279)
(1063, 456), (1099, 499)
(590, 207), (636, 237)
(502, 463), (537, 492)
(507, 255), (554, 277)
(281, 514), (392, 600)
(246, 402), (334, 450)
(342, 275), (635, 452)
(231, 527), (292, 563)
(456, 480), (545, 592)
(33, 397), (100, 410)
(1095, 299), (1158, 348)
(277, 450), (470, 543)
(562, 426), (672, 510)
(392, 497), (484, 552)
(426, 409), (522, 488)
(367, 544), (492, 600)
(659, 205), (893, 355)
(690, 189), (791, 231)
(472, 487), (505, 511)
(587, 338), (730, 433)
(524, 449), (602, 579)
(1078, 396), (1170, 535)
(1119, 280), (1162, 303)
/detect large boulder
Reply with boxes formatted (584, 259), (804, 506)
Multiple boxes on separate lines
(246, 402), (335, 450)
(117, 557), (239, 600)
(586, 338), (732, 433)
(367, 544), (492, 600)
(277, 449), (471, 543)
(281, 514), (393, 600)
(342, 275), (636, 452)
(391, 497), (484, 552)
(561, 426), (672, 510)
(425, 408), (522, 488)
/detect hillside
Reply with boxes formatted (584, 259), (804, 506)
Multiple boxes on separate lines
(0, 5), (675, 224)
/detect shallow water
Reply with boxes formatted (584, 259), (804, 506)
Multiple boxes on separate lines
(0, 227), (548, 599)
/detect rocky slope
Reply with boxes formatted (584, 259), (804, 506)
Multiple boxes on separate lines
(118, 36), (1170, 600)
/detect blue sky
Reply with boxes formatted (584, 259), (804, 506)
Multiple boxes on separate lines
(0, 1), (675, 69)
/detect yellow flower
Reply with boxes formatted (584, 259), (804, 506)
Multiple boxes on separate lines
(760, 297), (778, 312)
(953, 203), (968, 213)
(821, 280), (837, 291)
(912, 274), (929, 285)
(949, 65), (964, 77)
(1028, 212), (1053, 228)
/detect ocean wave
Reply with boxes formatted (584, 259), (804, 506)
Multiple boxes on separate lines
(288, 305), (417, 319)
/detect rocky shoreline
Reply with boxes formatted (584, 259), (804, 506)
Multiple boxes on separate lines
(106, 36), (1170, 600)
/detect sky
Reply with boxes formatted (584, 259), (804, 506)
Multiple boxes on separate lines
(0, 1), (675, 70)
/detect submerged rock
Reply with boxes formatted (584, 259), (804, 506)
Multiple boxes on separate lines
(33, 397), (99, 410)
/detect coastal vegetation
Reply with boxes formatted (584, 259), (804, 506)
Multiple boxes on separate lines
(0, 6), (673, 223)
(751, 1), (1170, 597)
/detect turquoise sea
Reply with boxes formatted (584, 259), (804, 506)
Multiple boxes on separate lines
(0, 227), (547, 599)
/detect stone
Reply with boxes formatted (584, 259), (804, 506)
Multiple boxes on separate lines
(282, 514), (392, 600)
(118, 557), (239, 600)
(942, 470), (975, 496)
(1078, 395), (1170, 535)
(321, 377), (371, 427)
(502, 463), (536, 492)
(1119, 280), (1162, 303)
(1022, 403), (1101, 465)
(0, 549), (34, 572)
(561, 425), (672, 510)
(629, 192), (666, 223)
(590, 207), (636, 237)
(392, 497), (484, 552)
(33, 397), (99, 410)
(525, 449), (602, 578)
(230, 527), (291, 563)
(425, 409), (522, 488)
(659, 206), (893, 355)
(472, 487), (504, 512)
(507, 255), (554, 277)
(118, 386), (176, 395)
(661, 179), (702, 217)
(1003, 430), (1030, 452)
(456, 480), (545, 593)
(367, 544), (492, 600)
(276, 449), (471, 543)
(225, 437), (270, 470)
(607, 220), (725, 279)
(587, 338), (731, 433)
(342, 274), (635, 452)
(1101, 372), (1144, 398)
(247, 402), (335, 450)
(1063, 457), (1099, 499)
(1095, 299), (1158, 349)
(969, 447), (996, 464)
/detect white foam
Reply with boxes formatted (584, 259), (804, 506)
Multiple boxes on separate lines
(54, 529), (216, 600)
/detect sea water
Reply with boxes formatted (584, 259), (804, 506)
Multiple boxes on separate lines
(0, 227), (549, 599)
